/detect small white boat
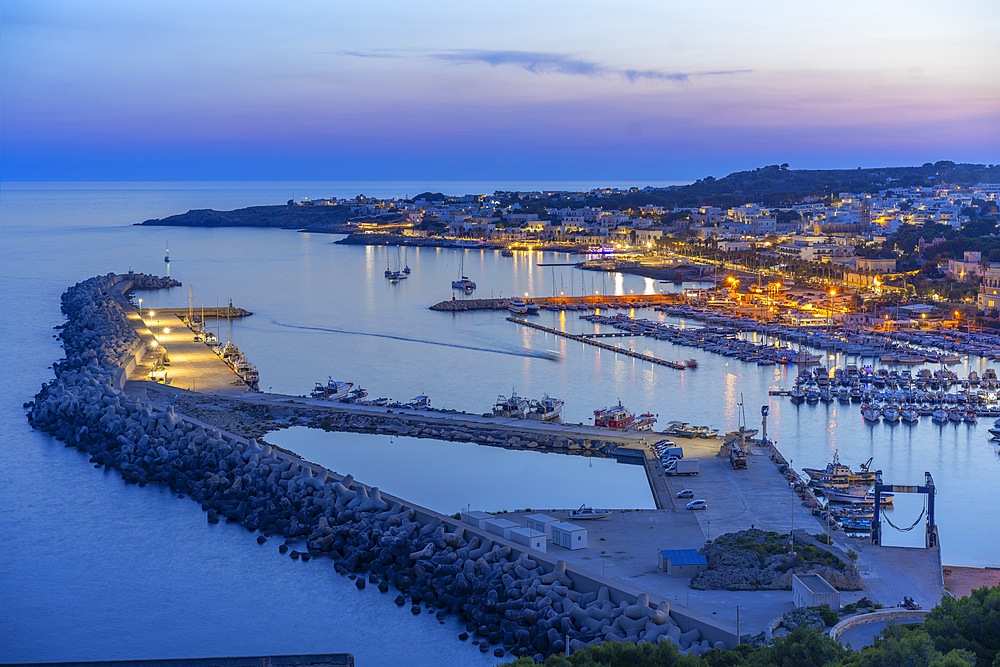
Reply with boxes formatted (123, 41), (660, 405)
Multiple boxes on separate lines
(901, 408), (920, 424)
(862, 407), (881, 423)
(567, 505), (612, 520)
(312, 378), (354, 401)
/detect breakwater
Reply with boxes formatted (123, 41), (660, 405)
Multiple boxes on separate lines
(25, 273), (730, 659)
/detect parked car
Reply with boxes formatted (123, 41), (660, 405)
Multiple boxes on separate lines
(686, 499), (708, 510)
(675, 489), (695, 498)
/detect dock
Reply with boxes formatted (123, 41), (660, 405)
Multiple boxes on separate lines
(143, 306), (253, 319)
(507, 317), (691, 370)
(429, 293), (684, 311)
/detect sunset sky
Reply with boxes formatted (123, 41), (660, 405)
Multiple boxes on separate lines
(3, 0), (998, 181)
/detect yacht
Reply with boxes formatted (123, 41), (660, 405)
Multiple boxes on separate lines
(507, 298), (529, 315)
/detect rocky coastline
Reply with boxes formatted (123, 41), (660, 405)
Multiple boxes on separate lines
(26, 273), (730, 660)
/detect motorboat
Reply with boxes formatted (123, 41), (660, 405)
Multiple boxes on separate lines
(404, 395), (431, 410)
(526, 395), (564, 421)
(312, 378), (354, 401)
(507, 298), (529, 315)
(862, 406), (881, 423)
(567, 505), (612, 520)
(493, 391), (530, 418)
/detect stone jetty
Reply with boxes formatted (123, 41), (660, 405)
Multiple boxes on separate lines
(25, 273), (730, 659)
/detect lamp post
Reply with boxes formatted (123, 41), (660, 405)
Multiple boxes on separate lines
(828, 288), (836, 333)
(138, 297), (143, 320)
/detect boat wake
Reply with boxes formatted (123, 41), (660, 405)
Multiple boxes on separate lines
(271, 320), (558, 360)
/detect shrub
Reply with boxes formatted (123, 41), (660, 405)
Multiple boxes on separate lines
(819, 608), (840, 626)
(842, 603), (858, 614)
(846, 549), (859, 561)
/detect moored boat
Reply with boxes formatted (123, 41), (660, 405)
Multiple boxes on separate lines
(493, 391), (530, 418)
(567, 505), (612, 520)
(594, 401), (635, 430)
(527, 395), (564, 421)
(312, 378), (354, 401)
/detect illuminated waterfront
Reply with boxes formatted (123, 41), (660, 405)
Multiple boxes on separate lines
(2, 182), (998, 663)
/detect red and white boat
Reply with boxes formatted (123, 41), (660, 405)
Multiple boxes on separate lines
(594, 401), (636, 430)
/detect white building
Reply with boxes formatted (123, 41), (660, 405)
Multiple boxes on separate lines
(550, 522), (588, 550)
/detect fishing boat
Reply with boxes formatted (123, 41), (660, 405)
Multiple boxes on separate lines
(493, 391), (530, 418)
(567, 505), (611, 520)
(594, 401), (635, 430)
(826, 485), (895, 505)
(526, 395), (564, 421)
(634, 412), (658, 431)
(311, 378), (354, 401)
(404, 395), (432, 410)
(803, 452), (875, 485)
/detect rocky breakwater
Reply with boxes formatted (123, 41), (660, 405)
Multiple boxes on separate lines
(313, 411), (619, 457)
(26, 273), (722, 659)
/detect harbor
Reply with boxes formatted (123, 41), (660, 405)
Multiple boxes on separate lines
(112, 275), (949, 642)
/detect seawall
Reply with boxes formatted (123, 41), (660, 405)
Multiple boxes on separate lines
(26, 272), (732, 660)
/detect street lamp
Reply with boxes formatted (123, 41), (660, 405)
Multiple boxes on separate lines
(138, 298), (143, 319)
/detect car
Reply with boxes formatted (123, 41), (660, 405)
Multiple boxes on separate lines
(675, 489), (695, 498)
(686, 499), (708, 510)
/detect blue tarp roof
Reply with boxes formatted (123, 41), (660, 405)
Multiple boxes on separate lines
(659, 549), (707, 565)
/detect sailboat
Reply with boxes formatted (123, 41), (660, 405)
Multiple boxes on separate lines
(164, 242), (170, 263)
(402, 246), (411, 274)
(451, 252), (476, 291)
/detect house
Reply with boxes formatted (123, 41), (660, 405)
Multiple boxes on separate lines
(792, 573), (840, 609)
(946, 251), (984, 282)
(657, 549), (708, 577)
(484, 518), (520, 539)
(461, 510), (493, 529)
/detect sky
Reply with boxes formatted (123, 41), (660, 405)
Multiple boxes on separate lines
(2, 0), (999, 182)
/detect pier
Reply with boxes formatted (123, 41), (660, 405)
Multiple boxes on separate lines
(507, 317), (691, 369)
(142, 305), (253, 319)
(429, 293), (684, 311)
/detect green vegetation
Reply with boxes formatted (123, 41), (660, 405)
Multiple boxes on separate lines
(503, 586), (1000, 667)
(582, 162), (1000, 209)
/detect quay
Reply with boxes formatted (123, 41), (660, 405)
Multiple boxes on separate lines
(429, 293), (684, 311)
(508, 317), (691, 369)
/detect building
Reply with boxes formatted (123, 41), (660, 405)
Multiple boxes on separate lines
(525, 513), (560, 539)
(507, 527), (547, 553)
(657, 549), (708, 577)
(979, 266), (1000, 312)
(461, 510), (493, 529)
(792, 573), (841, 609)
(549, 522), (587, 550)
(484, 518), (520, 539)
(946, 251), (984, 282)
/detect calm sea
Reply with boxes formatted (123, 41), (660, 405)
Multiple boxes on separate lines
(1, 181), (997, 663)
